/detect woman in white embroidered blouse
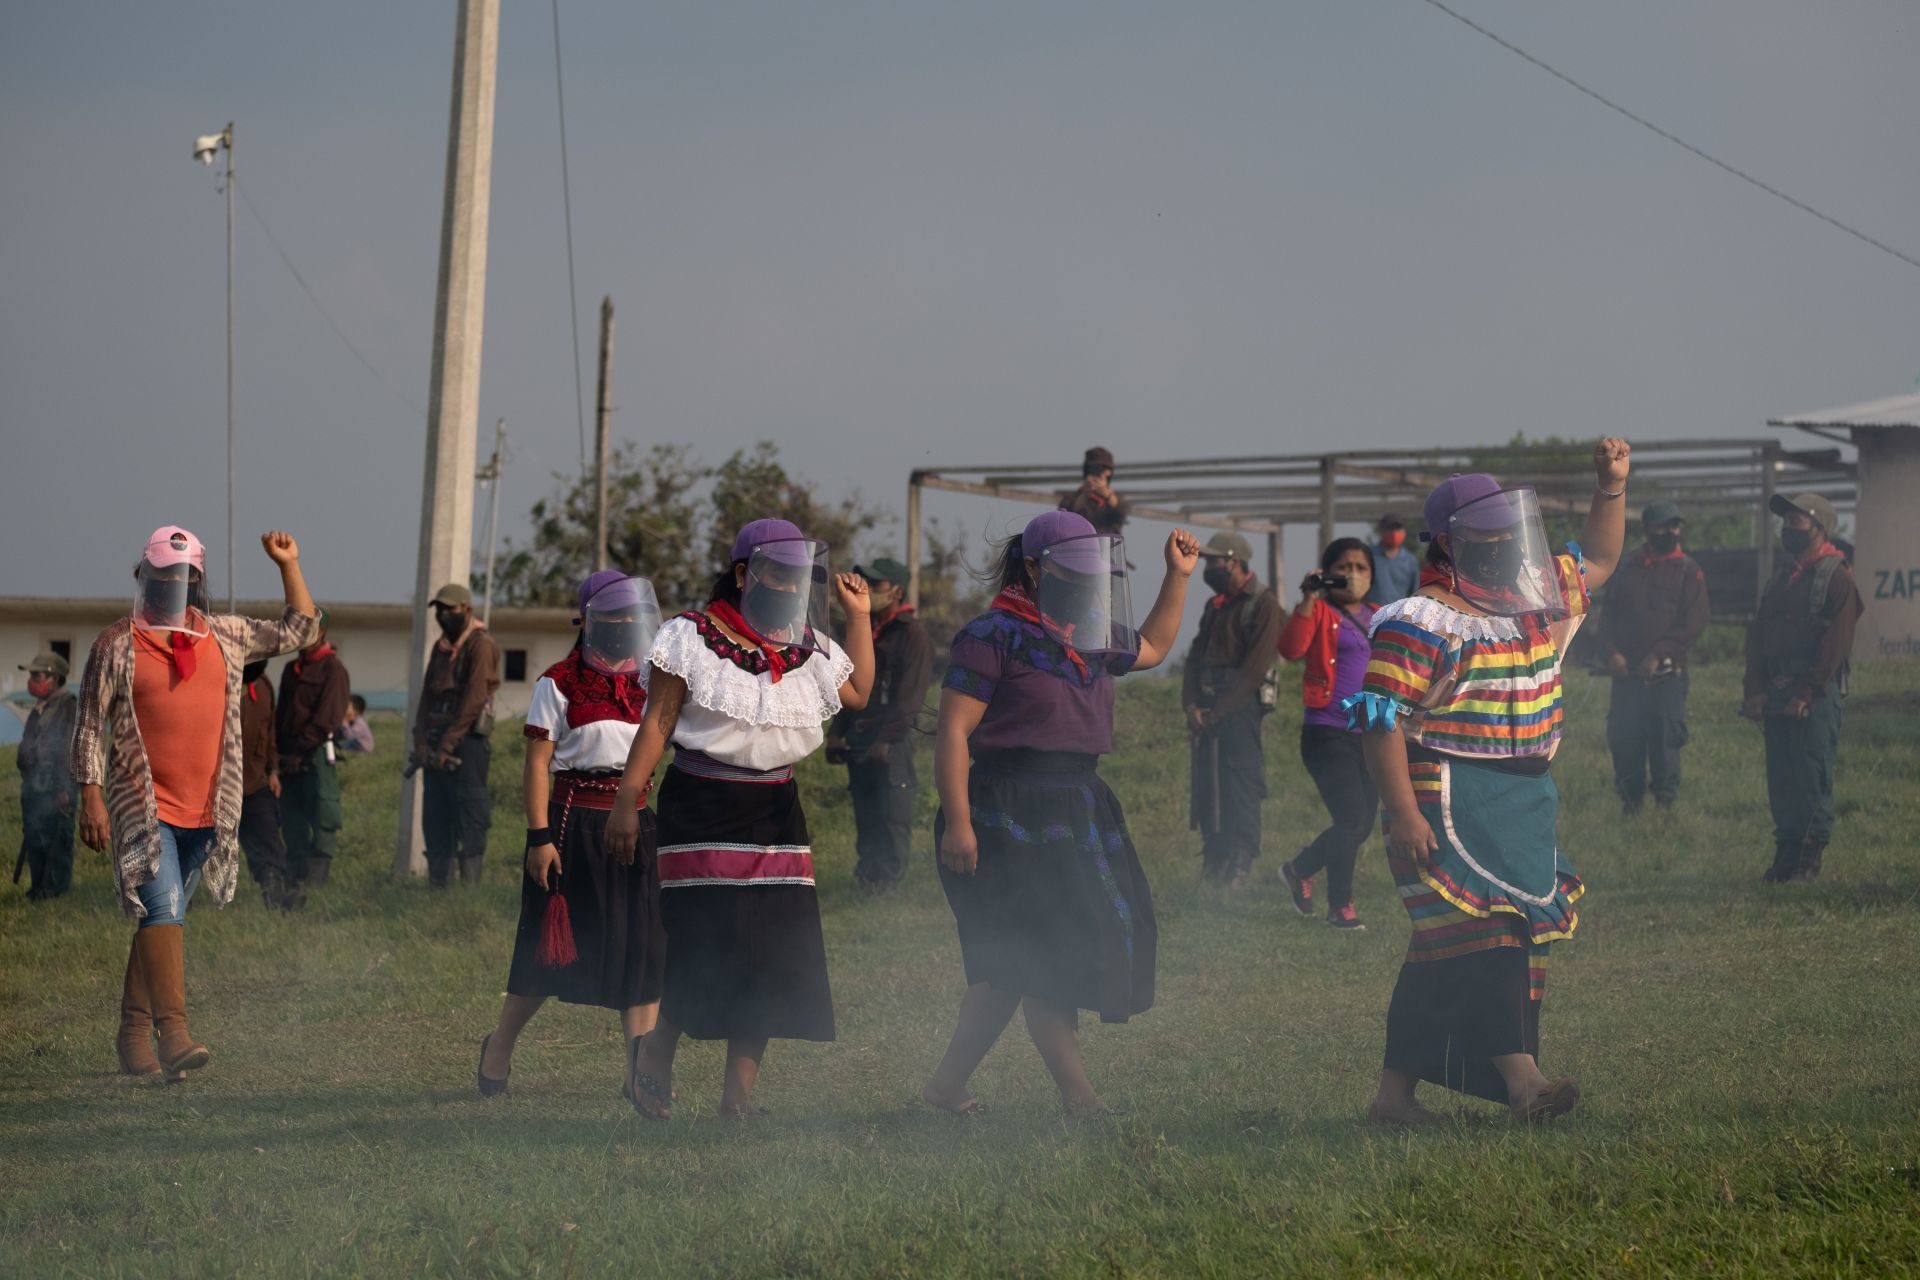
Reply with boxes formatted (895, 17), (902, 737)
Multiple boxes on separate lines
(607, 518), (875, 1120)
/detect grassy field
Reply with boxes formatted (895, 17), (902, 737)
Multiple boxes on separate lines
(2, 660), (1917, 1277)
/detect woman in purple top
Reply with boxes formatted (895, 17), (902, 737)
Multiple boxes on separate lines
(1275, 538), (1379, 929)
(922, 511), (1199, 1118)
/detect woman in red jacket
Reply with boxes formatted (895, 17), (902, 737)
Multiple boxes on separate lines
(1275, 538), (1378, 930)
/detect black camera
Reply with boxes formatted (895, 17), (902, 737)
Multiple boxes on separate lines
(1306, 573), (1349, 592)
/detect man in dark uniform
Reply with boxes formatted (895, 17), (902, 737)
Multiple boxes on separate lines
(1182, 531), (1284, 887)
(277, 611), (350, 888)
(1058, 446), (1131, 538)
(239, 659), (299, 910)
(1598, 501), (1711, 814)
(15, 651), (77, 899)
(1743, 493), (1864, 884)
(827, 557), (935, 892)
(413, 583), (501, 887)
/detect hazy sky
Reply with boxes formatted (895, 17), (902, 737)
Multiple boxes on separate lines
(4, 0), (1916, 608)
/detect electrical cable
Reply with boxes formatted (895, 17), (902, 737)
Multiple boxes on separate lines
(237, 183), (427, 418)
(1416, 0), (1920, 273)
(551, 0), (589, 474)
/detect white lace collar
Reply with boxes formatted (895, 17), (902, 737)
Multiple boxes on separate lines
(1366, 594), (1523, 644)
(649, 616), (853, 730)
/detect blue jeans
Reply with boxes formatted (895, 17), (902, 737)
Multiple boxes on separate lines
(137, 823), (214, 928)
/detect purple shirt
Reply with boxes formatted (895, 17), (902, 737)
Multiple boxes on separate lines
(1304, 607), (1373, 730)
(943, 610), (1132, 756)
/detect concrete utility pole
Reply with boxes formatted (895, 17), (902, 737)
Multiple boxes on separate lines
(224, 123), (236, 613)
(396, 0), (500, 879)
(593, 295), (614, 571)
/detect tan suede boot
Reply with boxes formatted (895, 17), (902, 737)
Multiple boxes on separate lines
(135, 924), (210, 1077)
(116, 937), (163, 1077)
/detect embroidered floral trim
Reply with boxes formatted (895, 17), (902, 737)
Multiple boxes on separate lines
(648, 616), (853, 730)
(677, 609), (808, 675)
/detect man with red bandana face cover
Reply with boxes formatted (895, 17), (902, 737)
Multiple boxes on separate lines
(1367, 515), (1419, 606)
(16, 650), (78, 899)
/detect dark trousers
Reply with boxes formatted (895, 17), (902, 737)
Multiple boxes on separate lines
(18, 785), (74, 899)
(848, 743), (916, 887)
(1191, 705), (1266, 877)
(1607, 673), (1690, 807)
(279, 754), (342, 881)
(1291, 725), (1378, 910)
(1763, 684), (1843, 847)
(422, 735), (493, 886)
(239, 787), (290, 885)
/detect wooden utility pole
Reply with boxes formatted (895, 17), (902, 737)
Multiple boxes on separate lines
(593, 295), (614, 571)
(396, 0), (500, 878)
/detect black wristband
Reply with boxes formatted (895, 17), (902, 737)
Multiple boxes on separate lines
(526, 827), (554, 847)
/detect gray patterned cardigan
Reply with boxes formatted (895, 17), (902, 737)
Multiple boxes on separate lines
(72, 608), (321, 918)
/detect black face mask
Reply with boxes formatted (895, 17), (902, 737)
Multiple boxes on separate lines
(586, 620), (646, 663)
(1457, 538), (1523, 588)
(1041, 577), (1102, 632)
(1202, 564), (1233, 593)
(1647, 531), (1680, 554)
(437, 609), (468, 639)
(141, 576), (207, 621)
(744, 582), (806, 634)
(1780, 527), (1813, 557)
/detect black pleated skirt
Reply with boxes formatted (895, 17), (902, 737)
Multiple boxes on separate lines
(936, 749), (1157, 1024)
(655, 765), (835, 1043)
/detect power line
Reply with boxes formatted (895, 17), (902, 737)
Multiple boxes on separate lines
(551, 0), (589, 474)
(237, 183), (428, 418)
(1416, 0), (1920, 274)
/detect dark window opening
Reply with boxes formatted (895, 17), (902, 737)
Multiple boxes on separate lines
(504, 649), (528, 683)
(50, 639), (73, 663)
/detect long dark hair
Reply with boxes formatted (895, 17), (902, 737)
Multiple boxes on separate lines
(707, 562), (745, 607)
(1321, 537), (1376, 576)
(1425, 536), (1451, 567)
(972, 534), (1030, 593)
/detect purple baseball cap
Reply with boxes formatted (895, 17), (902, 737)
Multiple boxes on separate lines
(731, 517), (816, 567)
(1422, 473), (1518, 537)
(1022, 509), (1111, 573)
(577, 569), (641, 618)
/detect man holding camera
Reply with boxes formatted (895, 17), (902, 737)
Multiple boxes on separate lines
(1183, 531), (1283, 887)
(827, 558), (934, 892)
(1597, 501), (1710, 816)
(1743, 493), (1863, 884)
(1058, 446), (1131, 538)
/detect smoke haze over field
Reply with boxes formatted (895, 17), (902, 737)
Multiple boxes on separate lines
(2, 1), (1916, 609)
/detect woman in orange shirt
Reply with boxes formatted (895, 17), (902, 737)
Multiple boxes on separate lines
(74, 526), (320, 1083)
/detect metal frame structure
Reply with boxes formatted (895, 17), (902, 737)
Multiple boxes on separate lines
(906, 437), (1856, 607)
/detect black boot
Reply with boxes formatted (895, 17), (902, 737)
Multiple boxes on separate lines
(1762, 842), (1798, 883)
(1790, 839), (1825, 883)
(458, 856), (484, 886)
(428, 858), (452, 889)
(260, 868), (289, 911)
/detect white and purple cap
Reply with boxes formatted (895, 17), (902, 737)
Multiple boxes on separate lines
(1021, 510), (1111, 573)
(1422, 474), (1518, 538)
(732, 517), (816, 566)
(142, 525), (206, 571)
(576, 569), (642, 620)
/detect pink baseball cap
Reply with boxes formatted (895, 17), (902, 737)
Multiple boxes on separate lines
(143, 526), (206, 571)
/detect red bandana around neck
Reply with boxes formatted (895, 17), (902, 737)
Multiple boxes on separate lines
(1787, 540), (1845, 584)
(991, 585), (1091, 679)
(705, 601), (792, 683)
(1415, 561), (1551, 641)
(293, 643), (336, 675)
(1641, 543), (1685, 564)
(168, 631), (199, 681)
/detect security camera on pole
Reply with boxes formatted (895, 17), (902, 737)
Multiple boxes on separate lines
(191, 123), (237, 612)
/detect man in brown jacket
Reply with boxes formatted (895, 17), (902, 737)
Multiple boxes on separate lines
(238, 659), (298, 910)
(412, 583), (500, 887)
(1182, 531), (1284, 887)
(1743, 493), (1864, 884)
(1598, 501), (1711, 814)
(277, 611), (350, 887)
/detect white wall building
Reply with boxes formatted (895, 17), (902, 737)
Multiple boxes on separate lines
(0, 597), (576, 743)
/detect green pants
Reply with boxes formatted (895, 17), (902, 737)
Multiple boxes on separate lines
(1762, 682), (1843, 847)
(280, 755), (342, 881)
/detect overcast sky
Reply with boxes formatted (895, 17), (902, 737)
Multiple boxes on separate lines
(3, 0), (1916, 610)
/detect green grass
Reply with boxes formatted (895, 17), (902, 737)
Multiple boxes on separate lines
(2, 662), (1917, 1277)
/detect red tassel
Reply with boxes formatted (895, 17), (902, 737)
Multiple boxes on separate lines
(536, 890), (578, 968)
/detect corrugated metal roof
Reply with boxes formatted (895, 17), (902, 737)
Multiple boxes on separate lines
(1768, 391), (1920, 431)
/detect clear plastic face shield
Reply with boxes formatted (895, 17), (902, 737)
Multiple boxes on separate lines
(741, 539), (831, 650)
(133, 560), (211, 638)
(1446, 488), (1564, 618)
(1035, 534), (1137, 658)
(580, 576), (662, 676)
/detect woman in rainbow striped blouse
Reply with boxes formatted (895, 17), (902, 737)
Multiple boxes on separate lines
(1349, 439), (1631, 1125)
